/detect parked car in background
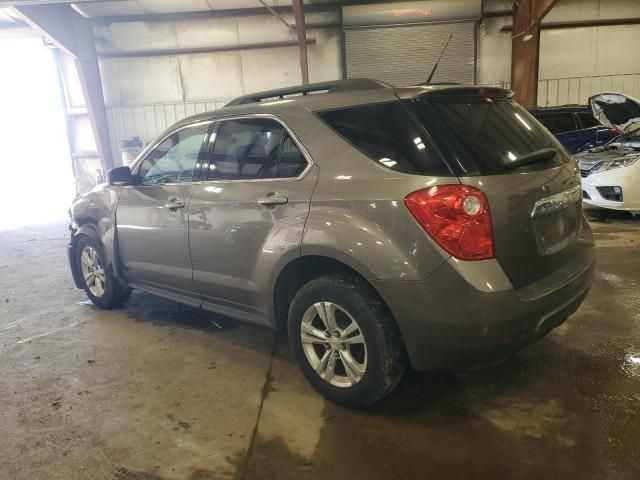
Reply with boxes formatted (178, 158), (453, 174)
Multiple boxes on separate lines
(578, 92), (640, 213)
(68, 80), (595, 407)
(529, 105), (617, 154)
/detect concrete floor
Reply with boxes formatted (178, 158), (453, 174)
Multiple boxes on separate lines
(1, 211), (639, 480)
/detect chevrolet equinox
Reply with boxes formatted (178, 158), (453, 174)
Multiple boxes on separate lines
(68, 79), (596, 407)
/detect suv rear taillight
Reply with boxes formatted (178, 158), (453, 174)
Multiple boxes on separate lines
(404, 185), (494, 261)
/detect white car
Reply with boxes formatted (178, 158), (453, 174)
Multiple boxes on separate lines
(577, 93), (640, 213)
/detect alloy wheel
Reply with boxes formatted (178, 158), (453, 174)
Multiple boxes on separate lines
(300, 302), (368, 388)
(80, 246), (106, 298)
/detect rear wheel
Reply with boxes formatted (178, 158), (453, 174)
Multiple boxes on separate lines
(75, 235), (131, 309)
(288, 274), (407, 407)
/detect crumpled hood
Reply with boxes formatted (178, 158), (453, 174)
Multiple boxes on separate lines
(589, 92), (640, 134)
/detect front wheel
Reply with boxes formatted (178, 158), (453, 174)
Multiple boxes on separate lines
(75, 235), (131, 309)
(287, 274), (407, 407)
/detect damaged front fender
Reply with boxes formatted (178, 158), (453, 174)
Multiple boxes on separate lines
(68, 185), (123, 288)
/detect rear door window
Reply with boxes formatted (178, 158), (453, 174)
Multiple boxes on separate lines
(208, 118), (308, 180)
(317, 102), (451, 176)
(577, 112), (598, 129)
(210, 118), (284, 180)
(261, 135), (308, 178)
(538, 112), (577, 134)
(409, 97), (570, 176)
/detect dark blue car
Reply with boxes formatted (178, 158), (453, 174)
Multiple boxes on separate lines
(528, 105), (618, 154)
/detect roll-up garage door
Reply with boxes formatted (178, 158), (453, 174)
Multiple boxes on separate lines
(345, 21), (476, 87)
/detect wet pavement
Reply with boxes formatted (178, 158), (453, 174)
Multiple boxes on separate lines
(0, 210), (638, 479)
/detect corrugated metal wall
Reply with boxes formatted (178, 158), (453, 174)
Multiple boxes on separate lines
(106, 99), (230, 160)
(344, 21), (476, 86)
(97, 13), (343, 160)
(488, 73), (640, 107)
(538, 73), (640, 107)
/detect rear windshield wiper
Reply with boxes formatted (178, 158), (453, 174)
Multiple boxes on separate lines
(505, 148), (557, 169)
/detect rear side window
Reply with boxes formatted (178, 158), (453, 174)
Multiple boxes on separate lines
(410, 97), (570, 176)
(538, 113), (577, 134)
(577, 112), (598, 129)
(208, 118), (307, 180)
(317, 102), (451, 176)
(262, 135), (308, 178)
(210, 118), (284, 180)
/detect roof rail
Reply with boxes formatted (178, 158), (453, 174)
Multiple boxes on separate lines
(225, 78), (390, 107)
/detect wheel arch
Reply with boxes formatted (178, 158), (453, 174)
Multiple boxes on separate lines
(271, 254), (396, 336)
(70, 220), (126, 288)
(69, 223), (102, 289)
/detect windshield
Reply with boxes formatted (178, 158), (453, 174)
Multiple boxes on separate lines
(408, 96), (571, 176)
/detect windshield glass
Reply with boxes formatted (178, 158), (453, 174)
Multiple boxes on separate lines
(409, 96), (571, 176)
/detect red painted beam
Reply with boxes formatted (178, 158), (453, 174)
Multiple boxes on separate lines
(511, 0), (559, 107)
(13, 3), (114, 172)
(292, 0), (309, 85)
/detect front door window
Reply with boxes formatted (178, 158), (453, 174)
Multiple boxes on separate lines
(137, 123), (209, 185)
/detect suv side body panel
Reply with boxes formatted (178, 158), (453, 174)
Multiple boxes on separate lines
(286, 108), (453, 281)
(189, 166), (319, 327)
(116, 183), (198, 301)
(187, 113), (318, 327)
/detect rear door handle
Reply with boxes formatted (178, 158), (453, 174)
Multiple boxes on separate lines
(257, 194), (288, 206)
(165, 198), (186, 210)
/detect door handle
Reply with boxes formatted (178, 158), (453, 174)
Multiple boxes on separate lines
(165, 198), (186, 210)
(257, 194), (288, 206)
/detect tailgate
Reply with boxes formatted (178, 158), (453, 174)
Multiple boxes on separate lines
(408, 89), (591, 289)
(461, 169), (587, 289)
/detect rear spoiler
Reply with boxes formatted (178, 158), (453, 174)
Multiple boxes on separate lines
(417, 86), (514, 100)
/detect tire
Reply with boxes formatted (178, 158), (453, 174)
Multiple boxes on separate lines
(287, 274), (407, 407)
(75, 235), (131, 309)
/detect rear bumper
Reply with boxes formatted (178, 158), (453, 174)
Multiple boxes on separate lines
(373, 244), (595, 370)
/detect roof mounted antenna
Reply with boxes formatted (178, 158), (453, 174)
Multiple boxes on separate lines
(426, 34), (453, 85)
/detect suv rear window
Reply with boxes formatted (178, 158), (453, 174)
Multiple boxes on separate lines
(317, 102), (451, 176)
(409, 96), (570, 176)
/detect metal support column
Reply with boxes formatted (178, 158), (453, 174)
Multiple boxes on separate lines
(13, 3), (114, 172)
(292, 0), (309, 85)
(511, 0), (558, 107)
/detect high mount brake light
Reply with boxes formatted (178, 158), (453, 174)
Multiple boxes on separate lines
(404, 185), (495, 261)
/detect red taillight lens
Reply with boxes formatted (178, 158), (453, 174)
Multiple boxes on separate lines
(404, 185), (494, 261)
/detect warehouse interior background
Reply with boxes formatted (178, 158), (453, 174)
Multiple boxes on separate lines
(1, 1), (639, 479)
(1, 0), (639, 213)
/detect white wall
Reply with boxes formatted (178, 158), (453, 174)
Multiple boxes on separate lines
(96, 12), (342, 107)
(478, 0), (640, 105)
(540, 24), (640, 80)
(477, 15), (512, 86)
(96, 12), (342, 154)
(99, 0), (640, 150)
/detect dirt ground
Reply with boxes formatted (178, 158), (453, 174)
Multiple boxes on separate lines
(1, 210), (638, 480)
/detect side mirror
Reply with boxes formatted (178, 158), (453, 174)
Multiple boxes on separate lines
(107, 166), (134, 186)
